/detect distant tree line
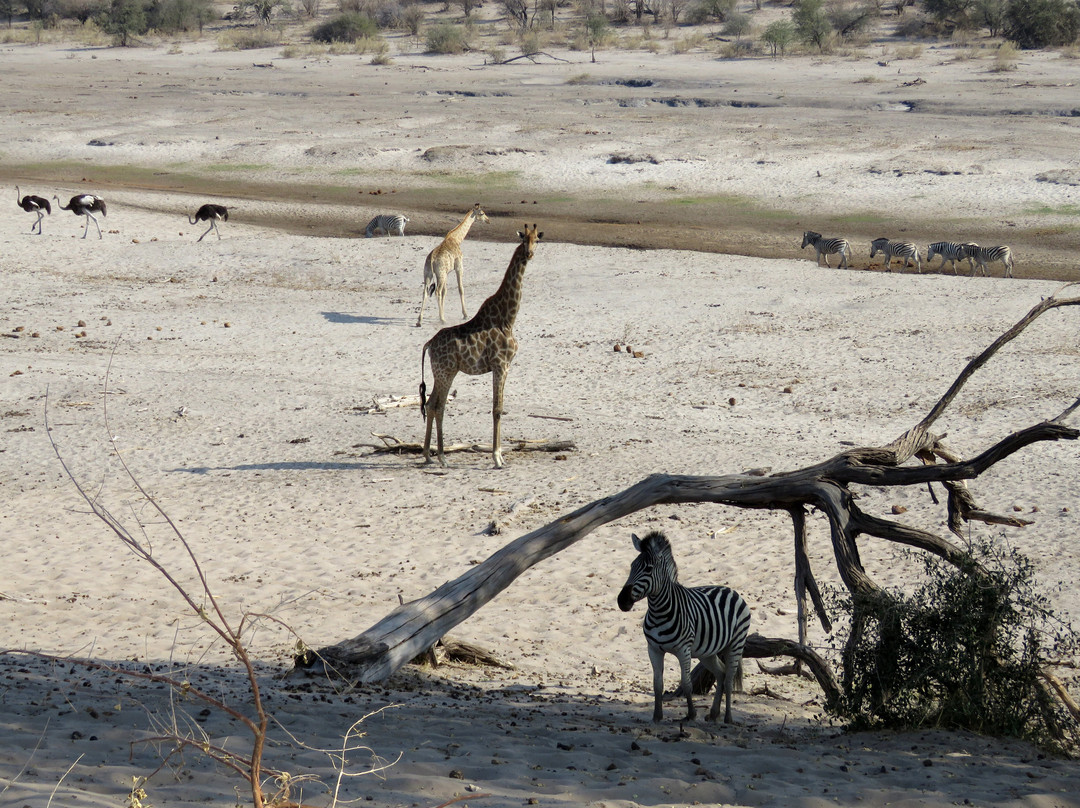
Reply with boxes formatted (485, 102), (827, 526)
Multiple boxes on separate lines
(3, 0), (1078, 51)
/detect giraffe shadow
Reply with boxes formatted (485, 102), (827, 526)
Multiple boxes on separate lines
(166, 458), (407, 474)
(321, 311), (406, 326)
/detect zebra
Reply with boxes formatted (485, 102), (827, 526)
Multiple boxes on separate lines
(970, 244), (1015, 278)
(801, 231), (851, 268)
(870, 237), (921, 273)
(926, 241), (977, 274)
(365, 213), (409, 237)
(617, 530), (752, 724)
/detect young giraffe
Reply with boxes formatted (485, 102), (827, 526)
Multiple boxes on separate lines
(419, 225), (543, 468)
(417, 202), (489, 327)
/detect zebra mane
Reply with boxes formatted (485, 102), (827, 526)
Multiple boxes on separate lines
(636, 530), (678, 579)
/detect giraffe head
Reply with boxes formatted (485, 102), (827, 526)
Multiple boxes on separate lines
(517, 224), (543, 258)
(472, 203), (490, 224)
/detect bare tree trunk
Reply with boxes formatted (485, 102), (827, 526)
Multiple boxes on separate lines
(300, 290), (1080, 695)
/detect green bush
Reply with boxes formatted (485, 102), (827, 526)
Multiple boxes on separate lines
(100, 0), (147, 45)
(792, 0), (833, 50)
(1005, 0), (1080, 48)
(761, 18), (796, 55)
(425, 21), (465, 53)
(312, 11), (377, 41)
(828, 540), (1079, 754)
(147, 0), (215, 33)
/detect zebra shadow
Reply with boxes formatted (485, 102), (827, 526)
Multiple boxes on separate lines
(321, 311), (405, 326)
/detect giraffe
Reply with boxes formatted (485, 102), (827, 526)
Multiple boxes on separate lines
(416, 202), (489, 327)
(419, 224), (543, 468)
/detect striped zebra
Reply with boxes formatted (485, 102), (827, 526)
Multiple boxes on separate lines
(617, 530), (752, 724)
(365, 213), (409, 237)
(926, 241), (977, 274)
(971, 244), (1015, 278)
(870, 237), (921, 273)
(801, 231), (851, 268)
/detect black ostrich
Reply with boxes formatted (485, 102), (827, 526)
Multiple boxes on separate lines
(53, 193), (107, 239)
(188, 203), (229, 242)
(16, 186), (51, 235)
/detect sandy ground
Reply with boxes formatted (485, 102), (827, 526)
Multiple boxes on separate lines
(2, 27), (1080, 808)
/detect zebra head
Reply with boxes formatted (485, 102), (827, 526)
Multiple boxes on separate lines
(801, 231), (820, 250)
(617, 530), (678, 612)
(870, 237), (889, 258)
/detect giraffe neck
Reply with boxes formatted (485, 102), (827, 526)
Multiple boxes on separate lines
(444, 210), (477, 247)
(473, 241), (531, 329)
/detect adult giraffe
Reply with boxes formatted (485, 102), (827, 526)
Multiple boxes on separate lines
(416, 203), (489, 327)
(419, 225), (542, 468)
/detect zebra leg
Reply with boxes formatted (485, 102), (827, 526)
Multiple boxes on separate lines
(839, 247), (850, 269)
(698, 654), (729, 722)
(647, 643), (668, 722)
(674, 648), (697, 721)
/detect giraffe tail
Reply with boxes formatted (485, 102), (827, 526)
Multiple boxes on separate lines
(419, 342), (429, 418)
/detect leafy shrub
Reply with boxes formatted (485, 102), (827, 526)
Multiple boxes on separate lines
(760, 17), (796, 56)
(685, 0), (736, 24)
(100, 0), (147, 45)
(312, 11), (376, 41)
(147, 0), (216, 33)
(1005, 0), (1080, 48)
(425, 21), (466, 53)
(792, 0), (833, 50)
(828, 540), (1080, 754)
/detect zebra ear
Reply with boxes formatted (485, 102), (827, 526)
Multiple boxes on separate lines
(631, 533), (642, 551)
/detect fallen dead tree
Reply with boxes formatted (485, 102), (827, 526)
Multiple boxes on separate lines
(299, 290), (1080, 720)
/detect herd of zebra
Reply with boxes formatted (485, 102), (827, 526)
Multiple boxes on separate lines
(801, 230), (1015, 278)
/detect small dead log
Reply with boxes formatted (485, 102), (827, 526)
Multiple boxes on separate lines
(360, 433), (576, 457)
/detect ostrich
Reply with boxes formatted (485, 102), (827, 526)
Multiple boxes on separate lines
(16, 186), (51, 234)
(54, 193), (107, 239)
(188, 203), (229, 242)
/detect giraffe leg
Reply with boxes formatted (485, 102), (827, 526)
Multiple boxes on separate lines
(491, 365), (508, 468)
(454, 257), (467, 318)
(422, 374), (454, 467)
(435, 268), (448, 324)
(417, 280), (430, 328)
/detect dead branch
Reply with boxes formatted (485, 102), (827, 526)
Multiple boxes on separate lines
(495, 51), (570, 64)
(361, 433), (575, 456)
(301, 291), (1080, 717)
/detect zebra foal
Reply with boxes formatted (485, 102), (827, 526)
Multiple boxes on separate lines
(926, 241), (977, 274)
(870, 237), (921, 273)
(801, 231), (851, 268)
(365, 213), (409, 237)
(971, 244), (1015, 278)
(617, 530), (752, 724)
